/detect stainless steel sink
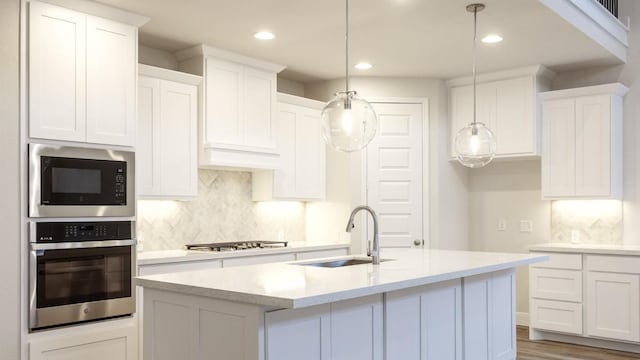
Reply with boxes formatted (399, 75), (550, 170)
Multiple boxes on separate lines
(298, 257), (391, 268)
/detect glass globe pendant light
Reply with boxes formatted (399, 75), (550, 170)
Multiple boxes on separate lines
(321, 0), (378, 152)
(454, 3), (496, 168)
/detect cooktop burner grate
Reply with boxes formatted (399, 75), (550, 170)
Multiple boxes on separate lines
(184, 241), (288, 252)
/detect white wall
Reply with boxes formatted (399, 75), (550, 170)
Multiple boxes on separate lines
(305, 77), (470, 251)
(138, 45), (179, 70)
(0, 0), (21, 358)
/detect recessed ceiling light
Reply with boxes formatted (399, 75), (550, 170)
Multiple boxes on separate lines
(254, 31), (275, 40)
(354, 62), (372, 70)
(481, 34), (503, 44)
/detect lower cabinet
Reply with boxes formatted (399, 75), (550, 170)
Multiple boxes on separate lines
(266, 295), (383, 360)
(29, 323), (137, 360)
(385, 279), (462, 360)
(221, 253), (296, 267)
(463, 270), (516, 360)
(586, 271), (640, 342)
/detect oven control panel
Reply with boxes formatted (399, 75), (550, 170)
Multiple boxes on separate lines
(33, 221), (133, 242)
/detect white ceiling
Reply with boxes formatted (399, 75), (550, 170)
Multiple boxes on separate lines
(96, 0), (622, 83)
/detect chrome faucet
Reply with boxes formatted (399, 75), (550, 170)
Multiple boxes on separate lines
(345, 205), (380, 265)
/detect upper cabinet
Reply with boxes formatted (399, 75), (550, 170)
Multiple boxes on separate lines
(137, 65), (200, 199)
(252, 93), (326, 202)
(28, 1), (145, 147)
(540, 83), (628, 200)
(448, 65), (555, 160)
(175, 45), (285, 170)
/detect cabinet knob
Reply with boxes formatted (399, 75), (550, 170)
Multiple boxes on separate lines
(413, 239), (423, 246)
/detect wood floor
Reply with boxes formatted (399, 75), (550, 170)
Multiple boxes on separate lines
(517, 327), (640, 360)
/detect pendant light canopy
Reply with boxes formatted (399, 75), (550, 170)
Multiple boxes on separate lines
(454, 3), (496, 168)
(321, 0), (377, 153)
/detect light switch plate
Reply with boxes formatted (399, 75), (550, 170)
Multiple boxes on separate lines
(519, 220), (533, 233)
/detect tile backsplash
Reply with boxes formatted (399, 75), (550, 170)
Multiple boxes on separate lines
(551, 200), (623, 244)
(137, 170), (306, 251)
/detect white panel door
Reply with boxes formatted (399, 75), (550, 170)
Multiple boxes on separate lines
(205, 58), (244, 145)
(137, 76), (161, 195)
(542, 99), (576, 197)
(85, 15), (136, 146)
(586, 271), (640, 342)
(295, 106), (325, 199)
(330, 295), (383, 360)
(495, 77), (535, 155)
(29, 1), (86, 142)
(159, 80), (198, 197)
(273, 104), (297, 198)
(367, 103), (423, 248)
(266, 305), (331, 360)
(575, 95), (611, 197)
(244, 67), (277, 150)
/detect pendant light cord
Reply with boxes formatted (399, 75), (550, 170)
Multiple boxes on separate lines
(472, 6), (477, 127)
(345, 0), (350, 92)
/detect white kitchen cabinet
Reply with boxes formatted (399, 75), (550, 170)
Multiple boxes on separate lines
(175, 45), (285, 170)
(385, 279), (462, 360)
(29, 323), (137, 360)
(448, 65), (554, 159)
(266, 294), (382, 360)
(137, 65), (200, 198)
(252, 93), (326, 201)
(530, 299), (583, 335)
(463, 269), (516, 360)
(28, 1), (140, 146)
(541, 83), (628, 199)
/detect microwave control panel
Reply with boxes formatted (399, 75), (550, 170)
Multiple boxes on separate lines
(34, 221), (132, 242)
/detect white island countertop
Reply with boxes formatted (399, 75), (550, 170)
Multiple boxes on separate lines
(136, 248), (546, 309)
(529, 242), (640, 256)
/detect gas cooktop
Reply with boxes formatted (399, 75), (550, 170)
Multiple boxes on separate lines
(184, 241), (288, 252)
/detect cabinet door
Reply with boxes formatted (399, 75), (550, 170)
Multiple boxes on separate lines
(330, 295), (383, 360)
(463, 270), (515, 360)
(295, 106), (326, 199)
(449, 85), (473, 156)
(86, 16), (136, 146)
(137, 76), (161, 196)
(159, 80), (198, 197)
(266, 305), (331, 360)
(542, 99), (576, 198)
(244, 67), (277, 151)
(586, 271), (640, 342)
(575, 95), (611, 197)
(204, 58), (243, 145)
(29, 1), (86, 142)
(495, 77), (535, 155)
(386, 279), (462, 360)
(273, 103), (297, 198)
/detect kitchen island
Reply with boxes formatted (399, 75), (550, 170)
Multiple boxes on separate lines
(136, 248), (545, 360)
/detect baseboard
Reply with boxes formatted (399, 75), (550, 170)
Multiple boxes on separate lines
(530, 329), (640, 353)
(516, 312), (529, 327)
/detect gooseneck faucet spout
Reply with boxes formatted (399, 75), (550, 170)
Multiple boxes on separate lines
(345, 205), (380, 265)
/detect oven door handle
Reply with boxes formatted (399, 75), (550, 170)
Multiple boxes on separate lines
(30, 239), (137, 250)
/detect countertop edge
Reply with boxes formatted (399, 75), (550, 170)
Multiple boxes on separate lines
(529, 243), (640, 256)
(136, 255), (546, 309)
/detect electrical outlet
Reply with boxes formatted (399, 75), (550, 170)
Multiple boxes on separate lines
(519, 220), (533, 233)
(497, 219), (507, 231)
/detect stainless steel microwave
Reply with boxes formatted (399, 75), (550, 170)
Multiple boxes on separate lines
(29, 144), (135, 217)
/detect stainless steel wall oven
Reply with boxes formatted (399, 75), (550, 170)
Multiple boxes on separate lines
(29, 144), (135, 218)
(29, 221), (136, 330)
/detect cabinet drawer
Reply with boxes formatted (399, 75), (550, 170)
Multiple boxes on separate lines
(222, 253), (296, 267)
(530, 299), (582, 335)
(530, 268), (582, 302)
(531, 252), (582, 270)
(138, 260), (221, 276)
(586, 255), (640, 274)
